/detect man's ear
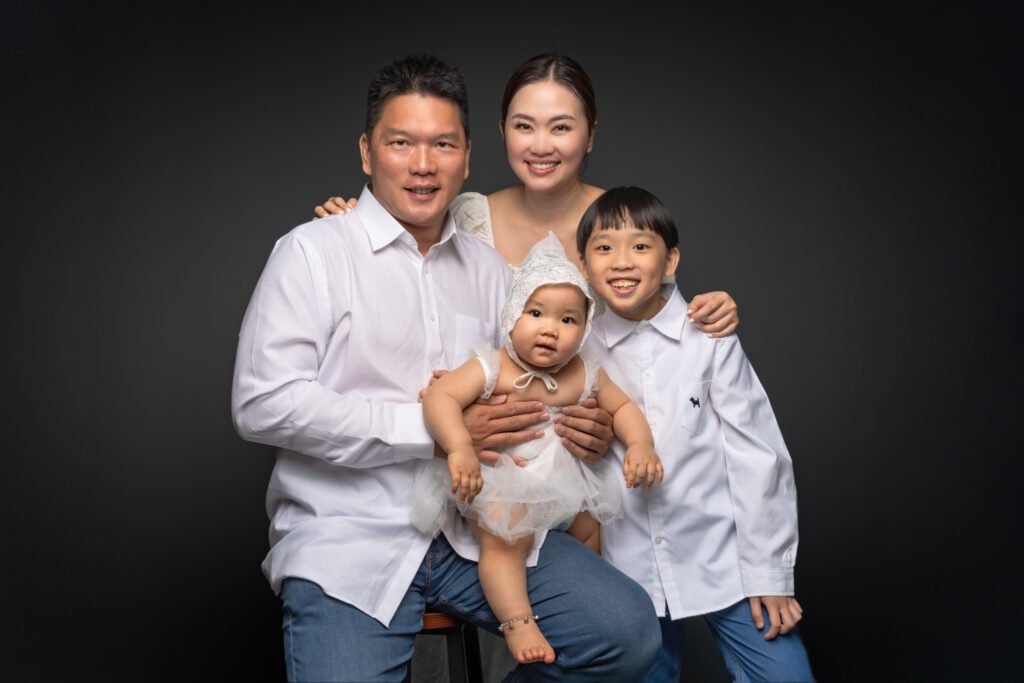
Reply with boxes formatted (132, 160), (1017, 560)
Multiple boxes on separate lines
(664, 247), (681, 279)
(359, 133), (371, 176)
(464, 139), (471, 180)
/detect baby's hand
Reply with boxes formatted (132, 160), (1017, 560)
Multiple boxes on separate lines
(418, 369), (449, 402)
(448, 449), (483, 504)
(623, 444), (664, 489)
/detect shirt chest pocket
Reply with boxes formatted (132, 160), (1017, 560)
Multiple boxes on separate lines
(678, 380), (710, 434)
(453, 314), (498, 367)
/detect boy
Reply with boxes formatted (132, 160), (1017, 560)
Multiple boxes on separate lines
(576, 186), (815, 682)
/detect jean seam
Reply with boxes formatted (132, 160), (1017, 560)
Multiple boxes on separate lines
(283, 606), (295, 682)
(435, 596), (495, 624)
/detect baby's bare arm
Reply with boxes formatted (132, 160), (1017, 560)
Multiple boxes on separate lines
(595, 369), (664, 489)
(423, 361), (488, 503)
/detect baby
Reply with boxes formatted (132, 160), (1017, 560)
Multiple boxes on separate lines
(414, 233), (662, 664)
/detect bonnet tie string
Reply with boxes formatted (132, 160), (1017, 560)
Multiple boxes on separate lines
(511, 369), (559, 392)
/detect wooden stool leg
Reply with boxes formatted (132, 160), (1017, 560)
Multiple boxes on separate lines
(462, 624), (484, 683)
(446, 625), (469, 683)
(410, 613), (485, 683)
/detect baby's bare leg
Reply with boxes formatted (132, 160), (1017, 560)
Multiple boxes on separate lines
(468, 519), (556, 665)
(567, 512), (601, 554)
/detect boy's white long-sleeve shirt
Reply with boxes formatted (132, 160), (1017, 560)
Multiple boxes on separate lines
(231, 186), (510, 626)
(589, 285), (799, 619)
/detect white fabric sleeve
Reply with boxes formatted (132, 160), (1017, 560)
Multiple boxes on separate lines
(472, 345), (501, 399)
(578, 352), (600, 404)
(710, 335), (799, 596)
(231, 233), (433, 467)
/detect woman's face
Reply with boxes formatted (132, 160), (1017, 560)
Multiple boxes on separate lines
(502, 80), (594, 192)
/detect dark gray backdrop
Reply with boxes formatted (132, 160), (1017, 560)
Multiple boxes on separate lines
(5, 1), (1018, 681)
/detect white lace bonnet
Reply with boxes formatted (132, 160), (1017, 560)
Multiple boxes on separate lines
(500, 232), (595, 390)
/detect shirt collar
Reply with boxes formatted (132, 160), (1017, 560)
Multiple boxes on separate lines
(597, 283), (689, 347)
(353, 184), (459, 253)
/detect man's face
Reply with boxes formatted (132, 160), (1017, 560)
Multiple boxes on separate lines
(360, 94), (470, 236)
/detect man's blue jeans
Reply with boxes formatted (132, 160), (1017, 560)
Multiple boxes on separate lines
(643, 601), (814, 683)
(280, 531), (661, 682)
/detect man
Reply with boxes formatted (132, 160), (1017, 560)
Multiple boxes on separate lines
(232, 54), (659, 683)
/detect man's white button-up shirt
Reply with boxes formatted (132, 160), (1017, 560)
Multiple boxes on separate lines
(232, 186), (511, 625)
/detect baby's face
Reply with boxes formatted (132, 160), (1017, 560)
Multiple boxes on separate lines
(509, 284), (587, 369)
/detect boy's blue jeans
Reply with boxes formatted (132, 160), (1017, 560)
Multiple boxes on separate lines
(280, 531), (660, 682)
(643, 601), (814, 683)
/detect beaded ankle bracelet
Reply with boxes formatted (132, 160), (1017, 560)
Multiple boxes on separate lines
(498, 614), (541, 633)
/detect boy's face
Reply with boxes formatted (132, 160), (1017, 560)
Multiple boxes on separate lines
(582, 223), (680, 321)
(509, 284), (587, 369)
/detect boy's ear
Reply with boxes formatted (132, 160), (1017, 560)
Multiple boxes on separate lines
(664, 247), (681, 279)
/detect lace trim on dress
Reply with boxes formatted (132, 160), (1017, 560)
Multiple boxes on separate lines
(450, 192), (496, 249)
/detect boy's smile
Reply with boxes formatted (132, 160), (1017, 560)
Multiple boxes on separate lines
(583, 223), (680, 321)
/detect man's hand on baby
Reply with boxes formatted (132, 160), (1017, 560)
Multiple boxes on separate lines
(477, 451), (529, 467)
(313, 196), (358, 218)
(749, 596), (803, 640)
(448, 449), (483, 504)
(555, 399), (614, 462)
(464, 396), (547, 463)
(623, 444), (664, 489)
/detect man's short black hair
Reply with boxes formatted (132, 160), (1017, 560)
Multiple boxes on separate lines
(577, 186), (679, 257)
(365, 54), (470, 140)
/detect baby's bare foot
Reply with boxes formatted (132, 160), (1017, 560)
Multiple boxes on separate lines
(502, 620), (555, 664)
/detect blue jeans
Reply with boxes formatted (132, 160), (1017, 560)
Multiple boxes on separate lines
(281, 531), (660, 682)
(643, 601), (814, 683)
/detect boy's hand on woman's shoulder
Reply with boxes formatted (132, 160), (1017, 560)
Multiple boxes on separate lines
(687, 290), (739, 337)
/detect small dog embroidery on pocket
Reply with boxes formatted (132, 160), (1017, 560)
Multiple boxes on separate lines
(689, 397), (700, 408)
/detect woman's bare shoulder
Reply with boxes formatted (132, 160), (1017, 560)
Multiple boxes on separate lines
(487, 186), (523, 206)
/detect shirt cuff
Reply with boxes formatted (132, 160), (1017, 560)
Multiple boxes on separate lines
(740, 568), (795, 597)
(385, 403), (435, 459)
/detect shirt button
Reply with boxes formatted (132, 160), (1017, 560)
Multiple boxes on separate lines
(424, 265), (430, 275)
(429, 313), (436, 322)
(654, 536), (663, 545)
(643, 372), (652, 380)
